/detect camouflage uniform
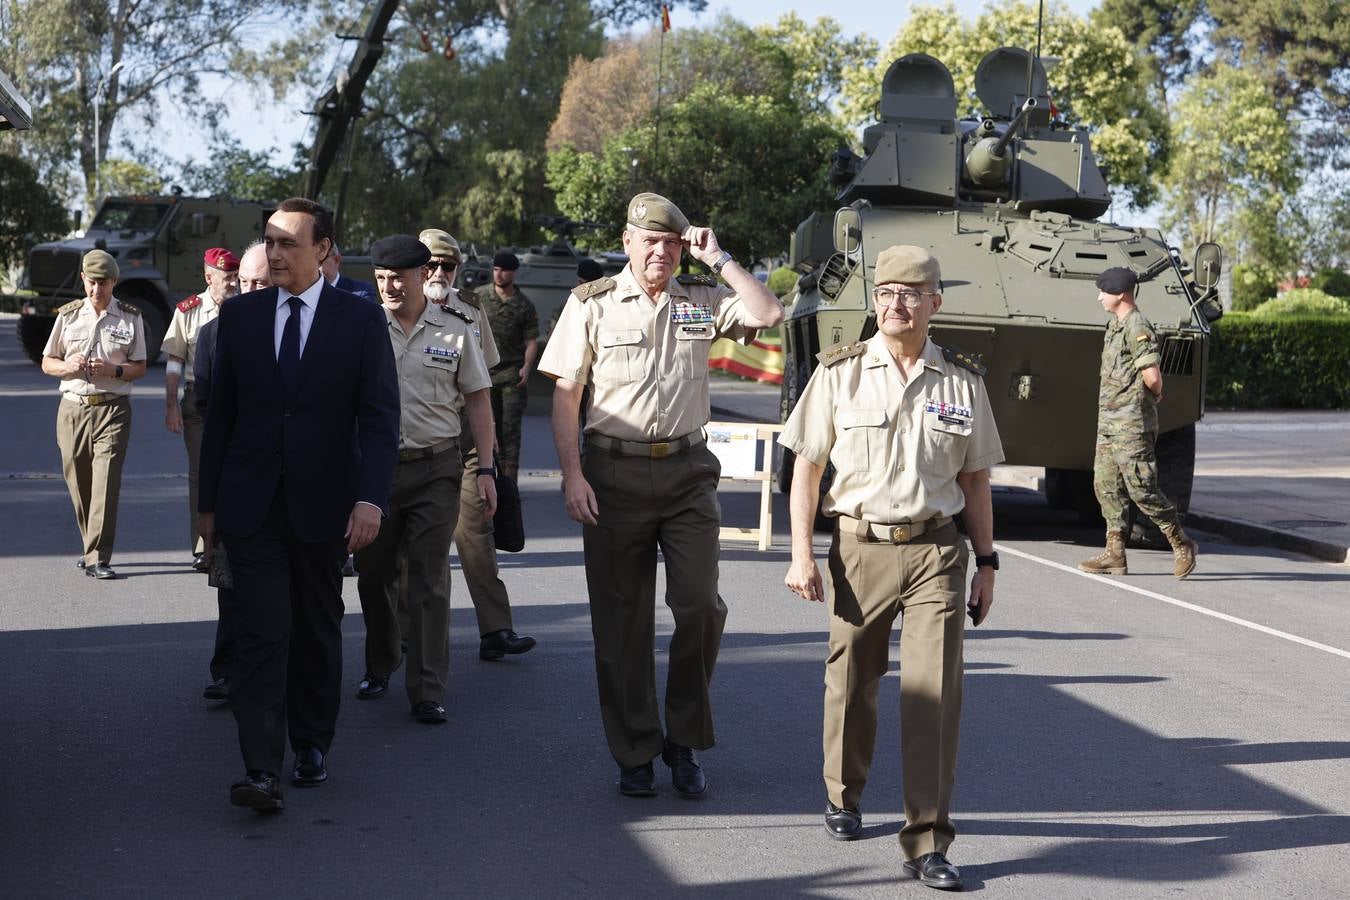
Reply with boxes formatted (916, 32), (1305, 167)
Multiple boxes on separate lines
(477, 285), (538, 478)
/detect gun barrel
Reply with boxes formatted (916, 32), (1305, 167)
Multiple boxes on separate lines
(991, 97), (1038, 158)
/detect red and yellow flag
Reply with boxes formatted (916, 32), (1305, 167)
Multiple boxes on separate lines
(709, 327), (784, 385)
(661, 4), (671, 33)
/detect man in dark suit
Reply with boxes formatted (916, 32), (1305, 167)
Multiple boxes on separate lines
(199, 197), (400, 813)
(322, 245), (377, 302)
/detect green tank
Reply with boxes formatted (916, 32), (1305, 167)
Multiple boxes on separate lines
(779, 48), (1224, 544)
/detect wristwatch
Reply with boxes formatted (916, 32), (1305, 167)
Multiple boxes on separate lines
(975, 552), (999, 571)
(476, 466), (497, 478)
(114, 365), (124, 379)
(711, 250), (734, 274)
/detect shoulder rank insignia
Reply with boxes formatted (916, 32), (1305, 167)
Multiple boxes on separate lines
(676, 273), (718, 287)
(176, 295), (202, 314)
(941, 345), (986, 377)
(574, 276), (616, 302)
(456, 288), (481, 310)
(57, 299), (83, 315)
(116, 299), (141, 317)
(815, 340), (867, 367)
(1135, 334), (1149, 342)
(440, 304), (474, 325)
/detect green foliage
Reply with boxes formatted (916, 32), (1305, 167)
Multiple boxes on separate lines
(1310, 268), (1350, 299)
(1229, 262), (1278, 312)
(180, 139), (300, 202)
(97, 159), (165, 197)
(766, 266), (798, 298)
(1091, 0), (1205, 113)
(0, 152), (71, 275)
(1251, 289), (1350, 318)
(1208, 312), (1350, 409)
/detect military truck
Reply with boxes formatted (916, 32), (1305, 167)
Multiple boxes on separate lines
(779, 48), (1223, 544)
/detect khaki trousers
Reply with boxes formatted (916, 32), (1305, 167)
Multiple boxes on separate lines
(181, 383), (205, 556)
(356, 448), (462, 705)
(453, 448), (513, 635)
(56, 396), (131, 567)
(824, 521), (968, 859)
(581, 444), (727, 768)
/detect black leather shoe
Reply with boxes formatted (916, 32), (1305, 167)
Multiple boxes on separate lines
(479, 629), (537, 661)
(342, 554), (357, 577)
(192, 553), (209, 573)
(202, 677), (230, 702)
(661, 742), (706, 796)
(76, 558), (85, 569)
(411, 700), (447, 724)
(619, 762), (656, 797)
(902, 852), (962, 890)
(356, 673), (388, 699)
(230, 771), (283, 811)
(824, 802), (862, 840)
(85, 563), (117, 580)
(290, 746), (327, 787)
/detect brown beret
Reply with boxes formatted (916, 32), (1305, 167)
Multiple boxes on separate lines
(418, 228), (462, 264)
(81, 249), (119, 282)
(874, 245), (941, 286)
(627, 192), (689, 235)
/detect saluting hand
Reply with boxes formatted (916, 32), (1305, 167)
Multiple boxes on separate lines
(682, 226), (724, 268)
(785, 556), (825, 603)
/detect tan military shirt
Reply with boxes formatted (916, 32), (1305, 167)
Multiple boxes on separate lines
(161, 291), (220, 382)
(537, 265), (753, 442)
(386, 301), (492, 449)
(779, 335), (1004, 522)
(42, 297), (148, 397)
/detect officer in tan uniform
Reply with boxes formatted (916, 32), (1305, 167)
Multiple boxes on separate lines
(539, 192), (785, 797)
(354, 234), (498, 725)
(40, 249), (149, 580)
(781, 245), (1003, 892)
(163, 247), (240, 570)
(419, 228), (537, 662)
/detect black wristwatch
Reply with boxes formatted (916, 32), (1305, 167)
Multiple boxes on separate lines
(975, 552), (999, 571)
(114, 365), (124, 379)
(476, 466), (497, 478)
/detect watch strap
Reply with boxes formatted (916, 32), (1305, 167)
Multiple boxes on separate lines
(975, 552), (999, 570)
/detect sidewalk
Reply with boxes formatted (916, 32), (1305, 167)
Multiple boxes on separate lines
(705, 378), (1350, 564)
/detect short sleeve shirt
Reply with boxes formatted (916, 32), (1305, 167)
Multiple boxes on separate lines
(779, 335), (1004, 522)
(385, 302), (492, 449)
(161, 291), (220, 381)
(1097, 307), (1161, 435)
(477, 285), (538, 380)
(42, 297), (148, 397)
(537, 265), (755, 442)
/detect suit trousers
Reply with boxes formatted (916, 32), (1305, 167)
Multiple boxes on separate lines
(453, 447), (513, 636)
(181, 384), (205, 556)
(223, 489), (347, 776)
(209, 582), (238, 683)
(581, 444), (727, 769)
(823, 521), (968, 860)
(56, 396), (131, 567)
(357, 448), (462, 705)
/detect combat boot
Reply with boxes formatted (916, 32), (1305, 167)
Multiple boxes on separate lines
(1161, 524), (1197, 579)
(1078, 531), (1127, 575)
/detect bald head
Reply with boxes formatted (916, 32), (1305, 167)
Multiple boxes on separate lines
(239, 243), (270, 294)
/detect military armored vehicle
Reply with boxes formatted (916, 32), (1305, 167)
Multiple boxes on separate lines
(779, 48), (1223, 544)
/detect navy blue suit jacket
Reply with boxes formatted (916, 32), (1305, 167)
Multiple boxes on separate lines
(334, 273), (376, 303)
(198, 282), (399, 543)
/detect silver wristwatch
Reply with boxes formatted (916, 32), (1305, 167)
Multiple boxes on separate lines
(711, 250), (734, 274)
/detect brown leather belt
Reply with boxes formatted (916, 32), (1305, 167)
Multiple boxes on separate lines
(586, 430), (706, 459)
(397, 437), (457, 463)
(839, 515), (952, 544)
(63, 392), (127, 407)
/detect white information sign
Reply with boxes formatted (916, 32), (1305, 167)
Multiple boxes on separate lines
(706, 423), (760, 479)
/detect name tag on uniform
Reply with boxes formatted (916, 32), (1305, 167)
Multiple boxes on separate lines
(677, 323), (714, 339)
(424, 345), (460, 361)
(925, 400), (971, 418)
(106, 324), (133, 346)
(671, 301), (714, 324)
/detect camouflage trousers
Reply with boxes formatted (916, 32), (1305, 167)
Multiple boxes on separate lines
(491, 383), (527, 478)
(1093, 433), (1179, 532)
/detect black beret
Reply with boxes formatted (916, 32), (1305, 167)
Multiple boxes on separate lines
(493, 250), (520, 271)
(371, 234), (431, 270)
(1095, 266), (1138, 294)
(576, 258), (605, 282)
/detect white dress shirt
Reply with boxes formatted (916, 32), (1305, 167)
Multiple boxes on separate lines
(274, 274), (325, 359)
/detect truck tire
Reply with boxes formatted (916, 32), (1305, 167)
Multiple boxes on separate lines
(17, 314), (51, 364)
(118, 286), (168, 364)
(1044, 467), (1105, 528)
(1126, 423), (1196, 549)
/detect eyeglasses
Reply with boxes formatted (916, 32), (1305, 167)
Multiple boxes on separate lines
(873, 288), (938, 308)
(426, 260), (458, 272)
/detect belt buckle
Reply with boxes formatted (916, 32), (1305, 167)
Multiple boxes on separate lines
(889, 524), (912, 544)
(650, 442), (670, 459)
(86, 394), (103, 407)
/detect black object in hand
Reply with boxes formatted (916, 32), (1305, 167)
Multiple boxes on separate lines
(967, 603), (978, 626)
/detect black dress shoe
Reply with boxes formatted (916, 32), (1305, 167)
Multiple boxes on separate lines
(824, 802), (862, 840)
(356, 673), (388, 699)
(291, 746), (327, 787)
(85, 563), (117, 580)
(191, 554), (209, 573)
(619, 761), (656, 797)
(661, 741), (706, 796)
(479, 629), (537, 661)
(230, 771), (283, 811)
(76, 558), (85, 569)
(411, 700), (447, 724)
(902, 852), (962, 890)
(202, 677), (230, 702)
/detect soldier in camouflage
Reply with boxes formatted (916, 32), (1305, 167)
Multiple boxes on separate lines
(477, 251), (538, 481)
(1079, 267), (1197, 579)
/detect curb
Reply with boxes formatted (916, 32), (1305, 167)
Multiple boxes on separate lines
(1185, 510), (1350, 565)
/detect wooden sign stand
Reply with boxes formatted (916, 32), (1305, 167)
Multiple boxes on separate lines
(706, 421), (784, 551)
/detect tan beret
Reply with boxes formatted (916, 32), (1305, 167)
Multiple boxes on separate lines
(81, 249), (119, 282)
(627, 192), (689, 235)
(874, 245), (941, 286)
(418, 228), (462, 263)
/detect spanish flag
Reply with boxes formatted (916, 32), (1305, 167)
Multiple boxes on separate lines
(661, 4), (671, 32)
(709, 327), (784, 384)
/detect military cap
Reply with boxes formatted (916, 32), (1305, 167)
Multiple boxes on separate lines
(577, 258), (605, 282)
(203, 247), (240, 272)
(493, 250), (520, 271)
(81, 249), (119, 282)
(418, 228), (462, 264)
(370, 234), (431, 270)
(626, 191), (690, 235)
(1096, 266), (1138, 294)
(874, 244), (941, 286)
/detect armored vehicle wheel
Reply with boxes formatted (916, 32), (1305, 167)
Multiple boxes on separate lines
(778, 446), (796, 495)
(17, 314), (51, 364)
(1126, 423), (1196, 549)
(1044, 468), (1105, 528)
(118, 286), (168, 364)
(776, 448), (835, 532)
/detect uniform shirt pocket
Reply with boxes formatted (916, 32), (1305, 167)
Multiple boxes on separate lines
(675, 323), (715, 379)
(596, 328), (645, 383)
(834, 408), (887, 472)
(422, 353), (460, 404)
(922, 410), (971, 479)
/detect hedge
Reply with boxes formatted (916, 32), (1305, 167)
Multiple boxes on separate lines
(1207, 312), (1350, 409)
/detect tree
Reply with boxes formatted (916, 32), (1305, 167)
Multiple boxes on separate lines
(0, 152), (70, 276)
(839, 1), (1167, 207)
(98, 158), (166, 197)
(179, 138), (302, 202)
(1091, 0), (1206, 116)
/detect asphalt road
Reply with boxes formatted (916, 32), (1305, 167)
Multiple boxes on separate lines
(3, 316), (1349, 898)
